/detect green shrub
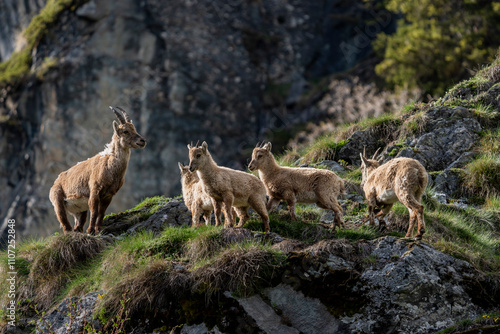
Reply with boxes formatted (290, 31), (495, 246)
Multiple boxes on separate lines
(374, 0), (500, 95)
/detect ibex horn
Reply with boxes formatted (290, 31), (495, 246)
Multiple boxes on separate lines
(195, 140), (200, 147)
(110, 106), (126, 124)
(363, 146), (366, 158)
(372, 147), (381, 160)
(115, 106), (131, 123)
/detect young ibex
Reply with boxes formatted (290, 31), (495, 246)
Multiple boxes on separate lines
(178, 162), (240, 227)
(360, 148), (428, 240)
(49, 107), (146, 234)
(187, 142), (270, 232)
(179, 162), (222, 227)
(248, 142), (345, 229)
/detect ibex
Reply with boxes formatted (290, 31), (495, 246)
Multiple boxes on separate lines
(360, 148), (428, 240)
(248, 142), (345, 229)
(179, 162), (222, 227)
(49, 107), (146, 234)
(187, 142), (270, 232)
(179, 162), (241, 227)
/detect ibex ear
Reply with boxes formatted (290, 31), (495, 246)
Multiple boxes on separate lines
(113, 121), (120, 134)
(264, 142), (272, 152)
(178, 162), (184, 171)
(187, 144), (192, 150)
(201, 141), (208, 153)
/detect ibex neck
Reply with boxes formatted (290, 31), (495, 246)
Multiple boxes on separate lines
(103, 135), (131, 172)
(259, 157), (281, 177)
(197, 155), (219, 182)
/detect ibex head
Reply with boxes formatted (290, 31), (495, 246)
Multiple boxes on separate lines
(178, 162), (199, 185)
(248, 142), (272, 171)
(110, 106), (146, 149)
(359, 146), (382, 187)
(187, 141), (208, 172)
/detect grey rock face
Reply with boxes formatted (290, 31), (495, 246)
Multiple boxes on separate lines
(265, 284), (342, 334)
(345, 237), (483, 333)
(433, 152), (476, 196)
(314, 160), (346, 174)
(0, 0), (47, 61)
(397, 107), (481, 171)
(101, 198), (191, 236)
(36, 292), (102, 334)
(433, 169), (461, 196)
(338, 129), (381, 166)
(233, 293), (300, 334)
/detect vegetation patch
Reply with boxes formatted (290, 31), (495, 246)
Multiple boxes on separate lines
(243, 208), (334, 243)
(436, 312), (500, 334)
(478, 129), (500, 155)
(2, 233), (107, 312)
(0, 0), (88, 86)
(98, 260), (192, 327)
(373, 0), (500, 95)
(192, 242), (285, 298)
(461, 154), (500, 198)
(302, 137), (348, 163)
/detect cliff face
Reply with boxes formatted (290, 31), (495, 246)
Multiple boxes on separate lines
(0, 0), (396, 239)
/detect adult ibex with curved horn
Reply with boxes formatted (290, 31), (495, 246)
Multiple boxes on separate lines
(360, 147), (428, 240)
(49, 106), (146, 234)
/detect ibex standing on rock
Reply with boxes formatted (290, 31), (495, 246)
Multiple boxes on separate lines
(360, 148), (428, 240)
(248, 142), (345, 229)
(49, 106), (146, 234)
(188, 141), (270, 232)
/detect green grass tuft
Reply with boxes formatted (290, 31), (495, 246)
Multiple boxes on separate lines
(478, 129), (500, 155)
(461, 154), (500, 198)
(302, 136), (348, 163)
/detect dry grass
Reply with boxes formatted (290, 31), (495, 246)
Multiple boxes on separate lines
(192, 243), (285, 298)
(99, 260), (192, 323)
(185, 228), (256, 262)
(25, 233), (106, 310)
(185, 228), (223, 262)
(30, 233), (106, 278)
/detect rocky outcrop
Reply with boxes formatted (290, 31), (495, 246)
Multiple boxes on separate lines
(0, 0), (396, 242)
(395, 107), (481, 171)
(330, 104), (485, 199)
(35, 236), (498, 334)
(35, 292), (101, 334)
(101, 198), (192, 235)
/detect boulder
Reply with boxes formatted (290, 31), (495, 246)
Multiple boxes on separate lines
(36, 292), (102, 334)
(397, 107), (481, 171)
